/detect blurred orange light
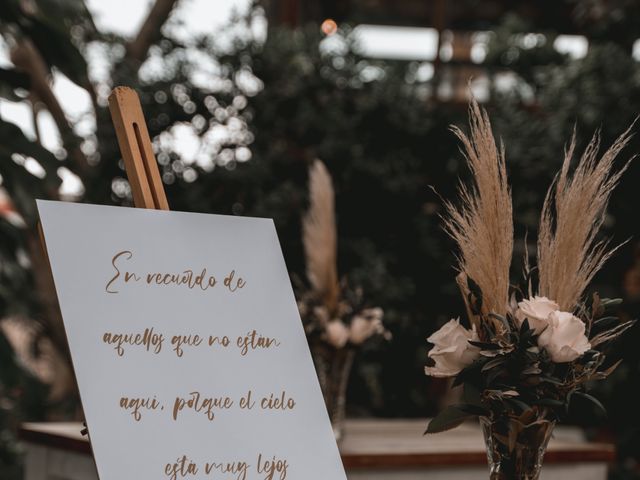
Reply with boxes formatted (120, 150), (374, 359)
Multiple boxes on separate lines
(321, 19), (338, 36)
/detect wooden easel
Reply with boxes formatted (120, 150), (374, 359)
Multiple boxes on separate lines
(38, 87), (166, 275)
(39, 86), (169, 438)
(107, 86), (170, 210)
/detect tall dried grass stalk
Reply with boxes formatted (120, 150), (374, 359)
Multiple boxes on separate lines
(444, 99), (513, 320)
(303, 160), (340, 313)
(537, 126), (635, 311)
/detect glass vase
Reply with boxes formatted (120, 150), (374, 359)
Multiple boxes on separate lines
(311, 343), (355, 442)
(480, 415), (555, 480)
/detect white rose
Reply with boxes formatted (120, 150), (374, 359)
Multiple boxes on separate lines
(325, 320), (350, 349)
(425, 318), (481, 378)
(349, 308), (384, 345)
(516, 296), (560, 333)
(538, 311), (591, 363)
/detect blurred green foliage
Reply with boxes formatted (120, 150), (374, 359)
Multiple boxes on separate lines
(0, 328), (48, 479)
(1, 0), (640, 479)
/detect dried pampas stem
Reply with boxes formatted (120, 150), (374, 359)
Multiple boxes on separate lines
(538, 125), (635, 311)
(444, 98), (514, 323)
(303, 160), (340, 313)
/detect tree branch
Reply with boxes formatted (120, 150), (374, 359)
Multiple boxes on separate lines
(126, 0), (181, 64)
(11, 39), (89, 173)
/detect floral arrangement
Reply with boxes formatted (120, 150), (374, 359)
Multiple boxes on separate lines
(296, 160), (389, 439)
(297, 160), (389, 350)
(424, 100), (636, 479)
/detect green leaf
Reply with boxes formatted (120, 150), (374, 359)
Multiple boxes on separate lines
(425, 405), (475, 434)
(540, 375), (563, 386)
(592, 316), (619, 329)
(468, 340), (501, 350)
(536, 398), (565, 408)
(600, 298), (623, 309)
(506, 397), (531, 413)
(0, 0), (93, 90)
(451, 372), (466, 388)
(571, 391), (607, 416)
(488, 312), (510, 329)
(594, 359), (623, 380)
(482, 357), (506, 372)
(591, 320), (637, 348)
(522, 365), (542, 375)
(455, 403), (488, 416)
(462, 382), (483, 408)
(486, 365), (506, 385)
(32, 0), (97, 34)
(22, 16), (91, 89)
(0, 117), (63, 222)
(0, 67), (31, 101)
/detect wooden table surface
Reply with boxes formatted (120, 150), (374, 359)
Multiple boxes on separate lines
(20, 418), (615, 469)
(339, 419), (614, 469)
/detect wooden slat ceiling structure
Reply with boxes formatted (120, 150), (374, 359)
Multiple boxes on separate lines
(264, 0), (586, 35)
(262, 0), (639, 104)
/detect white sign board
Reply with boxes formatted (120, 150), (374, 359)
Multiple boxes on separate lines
(37, 200), (346, 480)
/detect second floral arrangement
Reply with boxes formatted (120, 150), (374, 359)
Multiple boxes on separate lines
(297, 160), (390, 440)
